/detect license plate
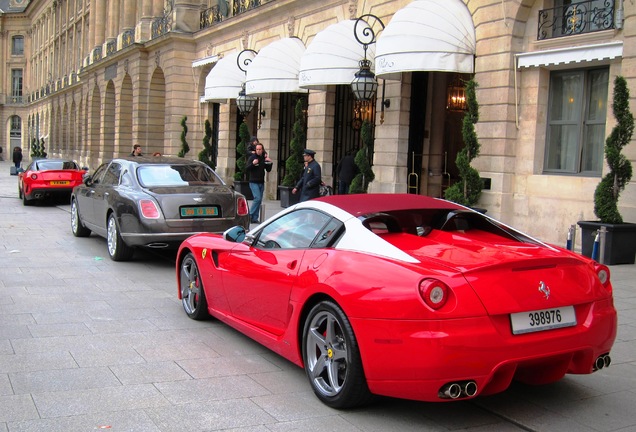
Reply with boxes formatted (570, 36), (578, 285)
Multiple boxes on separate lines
(50, 180), (70, 185)
(510, 306), (576, 335)
(180, 206), (219, 218)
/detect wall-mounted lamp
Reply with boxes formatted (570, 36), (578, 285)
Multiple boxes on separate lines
(446, 75), (467, 111)
(236, 49), (258, 118)
(351, 14), (384, 103)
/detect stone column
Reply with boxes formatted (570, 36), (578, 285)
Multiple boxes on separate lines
(107, 0), (119, 40)
(93, 0), (106, 47)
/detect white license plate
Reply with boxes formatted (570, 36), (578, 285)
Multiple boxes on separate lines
(510, 306), (576, 335)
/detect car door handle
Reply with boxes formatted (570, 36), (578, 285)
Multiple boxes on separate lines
(287, 260), (297, 270)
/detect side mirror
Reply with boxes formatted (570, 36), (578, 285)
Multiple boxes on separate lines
(223, 226), (246, 243)
(82, 166), (89, 171)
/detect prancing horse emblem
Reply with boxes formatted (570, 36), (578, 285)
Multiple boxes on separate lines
(538, 281), (550, 300)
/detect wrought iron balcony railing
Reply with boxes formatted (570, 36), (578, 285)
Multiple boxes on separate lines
(200, 0), (272, 30)
(538, 0), (614, 40)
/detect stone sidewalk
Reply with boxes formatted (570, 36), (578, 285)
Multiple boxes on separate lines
(0, 158), (635, 432)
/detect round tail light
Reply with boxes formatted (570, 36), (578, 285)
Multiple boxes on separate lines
(419, 279), (449, 310)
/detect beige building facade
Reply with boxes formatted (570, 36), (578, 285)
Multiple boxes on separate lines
(0, 0), (634, 250)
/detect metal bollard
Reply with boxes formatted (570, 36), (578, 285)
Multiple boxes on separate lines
(566, 224), (577, 251)
(260, 203), (265, 222)
(598, 225), (607, 265)
(591, 231), (600, 261)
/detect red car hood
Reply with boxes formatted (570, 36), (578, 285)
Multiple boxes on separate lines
(386, 230), (607, 315)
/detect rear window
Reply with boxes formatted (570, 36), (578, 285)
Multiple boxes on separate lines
(137, 164), (222, 187)
(37, 160), (79, 170)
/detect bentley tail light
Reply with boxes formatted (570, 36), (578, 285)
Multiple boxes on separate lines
(419, 279), (449, 309)
(139, 199), (160, 219)
(237, 196), (249, 216)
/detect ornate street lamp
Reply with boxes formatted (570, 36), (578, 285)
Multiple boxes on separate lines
(446, 74), (467, 111)
(236, 49), (258, 117)
(350, 14), (384, 102)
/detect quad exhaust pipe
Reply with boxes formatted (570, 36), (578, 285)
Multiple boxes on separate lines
(439, 380), (478, 399)
(594, 354), (611, 371)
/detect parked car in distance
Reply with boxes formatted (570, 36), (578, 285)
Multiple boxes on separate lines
(176, 193), (617, 409)
(71, 156), (250, 261)
(18, 158), (87, 206)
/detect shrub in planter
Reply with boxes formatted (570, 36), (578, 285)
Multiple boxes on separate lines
(279, 99), (306, 207)
(350, 120), (375, 193)
(177, 116), (189, 158)
(444, 78), (482, 207)
(198, 119), (217, 170)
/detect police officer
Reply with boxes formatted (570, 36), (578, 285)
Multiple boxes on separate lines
(292, 149), (322, 202)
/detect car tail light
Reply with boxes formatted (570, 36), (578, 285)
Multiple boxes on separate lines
(594, 263), (611, 290)
(419, 279), (449, 309)
(139, 199), (160, 219)
(31, 173), (38, 180)
(237, 196), (249, 216)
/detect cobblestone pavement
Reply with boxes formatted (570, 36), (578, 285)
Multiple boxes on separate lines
(0, 159), (634, 432)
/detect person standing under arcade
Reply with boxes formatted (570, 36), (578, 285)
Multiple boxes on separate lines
(246, 142), (273, 223)
(292, 149), (321, 202)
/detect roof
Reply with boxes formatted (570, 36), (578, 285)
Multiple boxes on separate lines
(314, 193), (463, 217)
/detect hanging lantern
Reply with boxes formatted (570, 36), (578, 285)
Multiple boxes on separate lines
(446, 75), (467, 111)
(351, 59), (378, 101)
(236, 83), (257, 116)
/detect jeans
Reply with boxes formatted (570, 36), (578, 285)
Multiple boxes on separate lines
(249, 182), (264, 222)
(338, 181), (350, 195)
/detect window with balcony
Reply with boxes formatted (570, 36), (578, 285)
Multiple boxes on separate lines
(538, 0), (614, 40)
(11, 69), (23, 103)
(544, 68), (609, 175)
(12, 35), (24, 55)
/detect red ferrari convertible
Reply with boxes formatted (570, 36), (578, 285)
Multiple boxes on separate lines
(18, 158), (86, 206)
(176, 194), (617, 408)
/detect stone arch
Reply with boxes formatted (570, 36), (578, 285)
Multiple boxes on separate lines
(118, 74), (133, 156)
(103, 80), (116, 160)
(148, 68), (166, 155)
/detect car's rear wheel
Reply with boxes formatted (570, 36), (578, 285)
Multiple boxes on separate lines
(180, 253), (210, 320)
(107, 214), (134, 261)
(302, 300), (373, 409)
(71, 199), (91, 237)
(22, 188), (32, 206)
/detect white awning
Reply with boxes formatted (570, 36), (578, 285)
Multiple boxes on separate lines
(299, 20), (375, 89)
(375, 0), (476, 80)
(245, 37), (308, 96)
(516, 41), (623, 68)
(192, 55), (219, 68)
(204, 50), (256, 103)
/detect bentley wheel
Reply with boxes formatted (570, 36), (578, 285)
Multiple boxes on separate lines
(180, 253), (210, 320)
(107, 214), (134, 261)
(71, 199), (91, 237)
(302, 300), (372, 408)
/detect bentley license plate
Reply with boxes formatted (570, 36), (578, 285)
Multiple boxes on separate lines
(510, 306), (576, 334)
(180, 206), (219, 218)
(50, 180), (70, 185)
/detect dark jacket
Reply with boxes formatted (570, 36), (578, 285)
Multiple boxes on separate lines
(337, 154), (358, 183)
(295, 159), (322, 201)
(246, 153), (272, 183)
(13, 148), (23, 165)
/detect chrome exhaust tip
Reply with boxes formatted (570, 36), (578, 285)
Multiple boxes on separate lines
(603, 355), (611, 368)
(463, 381), (478, 397)
(442, 383), (462, 399)
(594, 354), (611, 371)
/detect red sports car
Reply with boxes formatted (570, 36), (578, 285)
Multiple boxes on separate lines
(18, 158), (87, 206)
(175, 194), (617, 408)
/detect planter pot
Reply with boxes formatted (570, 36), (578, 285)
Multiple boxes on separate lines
(234, 181), (253, 200)
(278, 185), (300, 208)
(577, 221), (636, 265)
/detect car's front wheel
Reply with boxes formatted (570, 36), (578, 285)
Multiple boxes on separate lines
(71, 199), (91, 237)
(180, 253), (210, 320)
(302, 301), (373, 409)
(107, 213), (134, 261)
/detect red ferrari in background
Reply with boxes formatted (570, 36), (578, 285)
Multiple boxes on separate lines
(18, 158), (87, 206)
(175, 193), (617, 408)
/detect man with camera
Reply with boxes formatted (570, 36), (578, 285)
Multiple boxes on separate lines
(246, 142), (273, 224)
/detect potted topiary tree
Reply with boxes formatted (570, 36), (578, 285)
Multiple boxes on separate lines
(578, 75), (636, 265)
(279, 99), (305, 207)
(198, 119), (217, 170)
(444, 78), (483, 209)
(234, 121), (253, 199)
(349, 119), (375, 193)
(177, 116), (189, 157)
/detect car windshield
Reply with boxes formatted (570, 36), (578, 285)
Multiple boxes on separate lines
(137, 164), (222, 187)
(37, 160), (79, 170)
